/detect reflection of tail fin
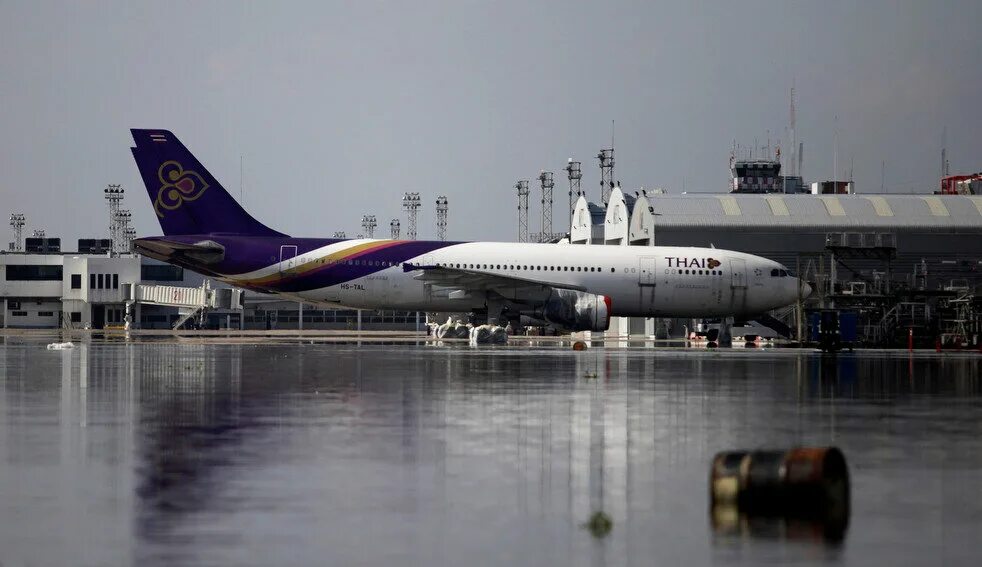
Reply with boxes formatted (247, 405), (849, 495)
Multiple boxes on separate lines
(130, 129), (285, 236)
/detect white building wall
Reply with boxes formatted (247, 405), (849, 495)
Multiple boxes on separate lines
(603, 187), (631, 245)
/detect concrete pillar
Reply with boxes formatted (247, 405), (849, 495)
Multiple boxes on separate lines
(299, 301), (304, 331)
(2, 298), (6, 329)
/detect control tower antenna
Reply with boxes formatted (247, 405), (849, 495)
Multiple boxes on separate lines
(9, 214), (25, 251)
(789, 83), (797, 176)
(435, 196), (448, 241)
(360, 214), (377, 238)
(402, 192), (421, 240)
(390, 219), (400, 239)
(565, 158), (582, 232)
(538, 170), (555, 242)
(515, 180), (529, 242)
(941, 126), (949, 178)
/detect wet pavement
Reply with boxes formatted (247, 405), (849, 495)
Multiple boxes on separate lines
(1, 338), (981, 566)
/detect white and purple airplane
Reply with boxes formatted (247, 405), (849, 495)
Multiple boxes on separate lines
(130, 130), (810, 332)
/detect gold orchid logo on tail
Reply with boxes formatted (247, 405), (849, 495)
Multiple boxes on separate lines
(154, 161), (209, 217)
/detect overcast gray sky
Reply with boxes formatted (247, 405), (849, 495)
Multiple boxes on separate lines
(1, 0), (980, 245)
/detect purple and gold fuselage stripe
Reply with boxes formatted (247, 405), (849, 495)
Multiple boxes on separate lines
(232, 239), (456, 292)
(237, 240), (403, 286)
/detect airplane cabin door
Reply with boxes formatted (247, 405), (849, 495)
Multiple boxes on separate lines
(638, 256), (657, 314)
(729, 258), (747, 288)
(729, 257), (747, 312)
(279, 245), (298, 275)
(639, 257), (657, 286)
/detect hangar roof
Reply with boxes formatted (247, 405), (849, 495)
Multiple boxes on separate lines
(638, 194), (982, 231)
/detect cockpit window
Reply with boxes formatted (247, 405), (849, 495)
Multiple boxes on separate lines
(771, 268), (780, 277)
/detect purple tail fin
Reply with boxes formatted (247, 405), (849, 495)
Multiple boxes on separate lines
(130, 129), (285, 236)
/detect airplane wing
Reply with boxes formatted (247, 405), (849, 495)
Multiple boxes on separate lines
(403, 262), (587, 300)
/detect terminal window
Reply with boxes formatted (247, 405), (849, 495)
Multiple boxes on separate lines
(71, 274), (81, 289)
(70, 312), (81, 323)
(5, 265), (63, 281)
(97, 274), (104, 289)
(141, 264), (184, 281)
(112, 274), (118, 289)
(90, 274), (96, 288)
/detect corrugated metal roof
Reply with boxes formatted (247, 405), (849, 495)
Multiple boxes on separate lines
(971, 196), (982, 217)
(865, 196), (893, 216)
(637, 194), (982, 230)
(765, 195), (790, 216)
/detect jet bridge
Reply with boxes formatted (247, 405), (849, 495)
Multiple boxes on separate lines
(122, 282), (243, 329)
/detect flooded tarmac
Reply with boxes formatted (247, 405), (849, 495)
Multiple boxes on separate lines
(1, 338), (981, 566)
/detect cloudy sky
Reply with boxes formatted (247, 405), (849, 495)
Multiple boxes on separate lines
(1, 0), (979, 244)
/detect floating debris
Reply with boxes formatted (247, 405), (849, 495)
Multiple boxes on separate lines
(710, 447), (849, 542)
(583, 511), (613, 538)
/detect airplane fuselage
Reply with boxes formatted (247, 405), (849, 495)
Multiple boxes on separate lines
(139, 236), (806, 319)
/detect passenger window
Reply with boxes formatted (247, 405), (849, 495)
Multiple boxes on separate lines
(610, 268), (615, 273)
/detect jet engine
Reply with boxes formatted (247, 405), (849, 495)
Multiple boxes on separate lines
(537, 290), (611, 332)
